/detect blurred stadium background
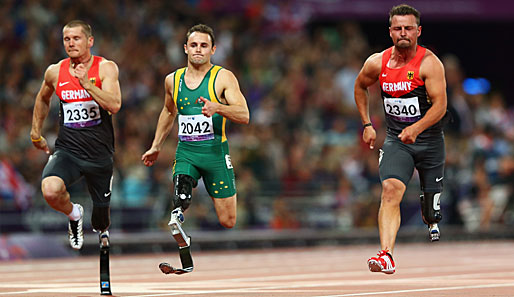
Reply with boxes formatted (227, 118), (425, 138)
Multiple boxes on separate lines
(1, 0), (513, 259)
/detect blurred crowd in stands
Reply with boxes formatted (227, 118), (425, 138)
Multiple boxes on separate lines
(1, 0), (513, 233)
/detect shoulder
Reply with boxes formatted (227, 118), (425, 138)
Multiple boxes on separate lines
(44, 62), (62, 83)
(165, 72), (175, 85)
(166, 68), (185, 82)
(420, 49), (444, 77)
(164, 70), (180, 90)
(421, 49), (443, 66)
(367, 52), (384, 65)
(361, 52), (384, 75)
(99, 58), (119, 75)
(217, 67), (238, 84)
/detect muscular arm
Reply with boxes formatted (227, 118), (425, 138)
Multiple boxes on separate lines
(354, 53), (382, 149)
(199, 69), (249, 124)
(141, 74), (178, 166)
(75, 60), (122, 114)
(398, 52), (447, 143)
(30, 65), (58, 153)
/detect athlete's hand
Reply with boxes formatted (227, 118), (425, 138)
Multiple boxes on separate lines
(198, 96), (218, 117)
(72, 63), (92, 89)
(141, 147), (160, 167)
(31, 136), (51, 154)
(398, 125), (420, 144)
(363, 126), (376, 149)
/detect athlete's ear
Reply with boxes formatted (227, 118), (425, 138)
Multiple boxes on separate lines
(211, 44), (216, 55)
(88, 36), (94, 49)
(417, 25), (422, 37)
(184, 44), (188, 55)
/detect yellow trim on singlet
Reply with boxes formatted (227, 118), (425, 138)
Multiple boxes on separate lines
(221, 117), (227, 142)
(207, 65), (227, 142)
(208, 65), (222, 103)
(173, 68), (186, 106)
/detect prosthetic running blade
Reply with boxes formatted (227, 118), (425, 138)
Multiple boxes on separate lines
(160, 217), (194, 275)
(99, 232), (112, 295)
(159, 245), (194, 275)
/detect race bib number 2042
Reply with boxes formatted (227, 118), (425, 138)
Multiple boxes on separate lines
(178, 114), (214, 141)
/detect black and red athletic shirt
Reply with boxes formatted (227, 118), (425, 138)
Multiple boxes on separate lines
(379, 45), (445, 139)
(54, 56), (114, 160)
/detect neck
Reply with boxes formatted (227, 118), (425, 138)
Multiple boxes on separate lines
(71, 54), (93, 66)
(392, 45), (417, 61)
(187, 62), (212, 75)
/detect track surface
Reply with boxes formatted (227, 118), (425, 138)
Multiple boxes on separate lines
(1, 241), (513, 296)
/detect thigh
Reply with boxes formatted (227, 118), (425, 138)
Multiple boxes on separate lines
(83, 157), (114, 207)
(200, 151), (236, 198)
(42, 150), (82, 187)
(416, 138), (446, 192)
(173, 150), (202, 181)
(379, 137), (415, 187)
(212, 194), (237, 218)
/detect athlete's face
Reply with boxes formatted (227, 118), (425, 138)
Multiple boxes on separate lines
(389, 15), (421, 49)
(184, 32), (216, 66)
(63, 26), (93, 59)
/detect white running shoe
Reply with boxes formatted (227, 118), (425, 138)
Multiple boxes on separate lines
(367, 250), (396, 274)
(68, 204), (84, 250)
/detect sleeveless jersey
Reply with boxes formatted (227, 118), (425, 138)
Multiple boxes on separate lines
(173, 65), (227, 148)
(54, 56), (114, 160)
(380, 45), (444, 139)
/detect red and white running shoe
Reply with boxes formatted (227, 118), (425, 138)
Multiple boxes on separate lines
(367, 250), (396, 274)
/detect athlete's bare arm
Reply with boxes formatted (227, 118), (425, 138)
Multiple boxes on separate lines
(73, 59), (122, 114)
(142, 73), (178, 167)
(30, 64), (60, 154)
(398, 51), (447, 144)
(198, 69), (249, 124)
(354, 53), (382, 149)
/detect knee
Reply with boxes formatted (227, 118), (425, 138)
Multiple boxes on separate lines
(381, 181), (404, 205)
(41, 177), (66, 204)
(219, 214), (236, 229)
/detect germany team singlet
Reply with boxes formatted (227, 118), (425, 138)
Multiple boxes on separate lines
(55, 56), (114, 160)
(173, 65), (227, 148)
(380, 45), (445, 139)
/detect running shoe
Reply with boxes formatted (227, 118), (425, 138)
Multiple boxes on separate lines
(68, 204), (84, 250)
(367, 249), (396, 274)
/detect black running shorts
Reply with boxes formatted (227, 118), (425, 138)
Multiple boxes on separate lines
(378, 132), (445, 192)
(42, 149), (113, 207)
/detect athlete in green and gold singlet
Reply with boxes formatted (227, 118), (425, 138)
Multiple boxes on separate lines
(142, 24), (249, 235)
(172, 65), (236, 198)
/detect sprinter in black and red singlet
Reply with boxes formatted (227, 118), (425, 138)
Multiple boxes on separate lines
(30, 20), (121, 256)
(354, 4), (449, 274)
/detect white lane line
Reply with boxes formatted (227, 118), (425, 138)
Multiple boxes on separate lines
(315, 282), (514, 297)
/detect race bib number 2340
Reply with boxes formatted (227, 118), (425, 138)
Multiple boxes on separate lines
(383, 97), (421, 123)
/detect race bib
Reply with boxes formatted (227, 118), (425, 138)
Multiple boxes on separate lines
(178, 114), (214, 141)
(384, 97), (421, 122)
(63, 101), (101, 128)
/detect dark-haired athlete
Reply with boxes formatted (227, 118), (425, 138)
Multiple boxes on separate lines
(354, 4), (448, 274)
(142, 24), (249, 274)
